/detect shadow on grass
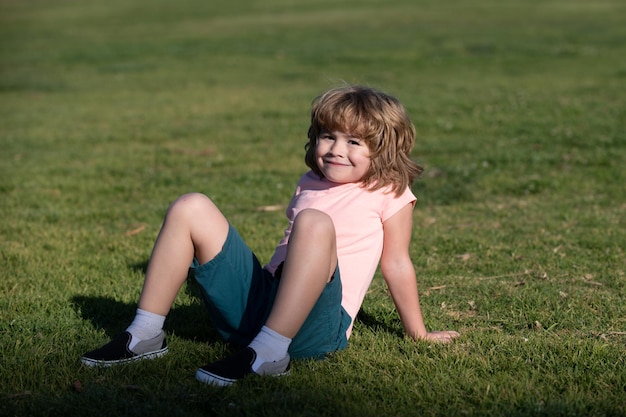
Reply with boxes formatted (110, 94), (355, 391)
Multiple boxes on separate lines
(1, 378), (409, 417)
(354, 309), (404, 338)
(72, 278), (220, 343)
(129, 260), (149, 275)
(74, 263), (406, 346)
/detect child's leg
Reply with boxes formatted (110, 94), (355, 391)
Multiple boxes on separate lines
(264, 208), (337, 338)
(81, 193), (229, 366)
(196, 209), (338, 385)
(138, 193), (229, 315)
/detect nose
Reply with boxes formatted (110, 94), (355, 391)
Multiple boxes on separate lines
(328, 140), (346, 156)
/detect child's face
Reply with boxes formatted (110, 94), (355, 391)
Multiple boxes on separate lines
(315, 130), (371, 184)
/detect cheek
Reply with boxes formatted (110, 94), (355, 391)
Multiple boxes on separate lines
(363, 156), (374, 173)
(315, 144), (326, 158)
(359, 151), (372, 165)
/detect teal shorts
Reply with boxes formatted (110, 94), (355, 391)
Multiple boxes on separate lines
(191, 224), (351, 359)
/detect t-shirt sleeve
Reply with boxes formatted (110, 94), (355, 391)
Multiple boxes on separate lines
(380, 186), (417, 222)
(285, 172), (308, 217)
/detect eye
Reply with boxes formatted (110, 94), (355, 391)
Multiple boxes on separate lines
(348, 139), (362, 145)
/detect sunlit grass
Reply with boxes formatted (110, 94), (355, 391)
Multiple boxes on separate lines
(1, 0), (625, 416)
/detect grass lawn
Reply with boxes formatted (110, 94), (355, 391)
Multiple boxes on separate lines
(1, 0), (625, 416)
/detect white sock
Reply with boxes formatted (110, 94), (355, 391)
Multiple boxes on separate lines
(126, 308), (166, 350)
(248, 326), (291, 370)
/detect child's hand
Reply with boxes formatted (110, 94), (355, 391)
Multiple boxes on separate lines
(418, 331), (459, 343)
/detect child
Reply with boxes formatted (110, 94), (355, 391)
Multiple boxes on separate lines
(81, 85), (459, 386)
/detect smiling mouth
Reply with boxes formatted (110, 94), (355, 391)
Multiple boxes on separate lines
(324, 160), (350, 167)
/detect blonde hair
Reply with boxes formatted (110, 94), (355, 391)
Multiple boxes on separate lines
(305, 85), (423, 196)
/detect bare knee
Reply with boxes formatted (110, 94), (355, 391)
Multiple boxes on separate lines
(292, 209), (335, 241)
(165, 193), (226, 236)
(289, 209), (337, 282)
(167, 193), (213, 220)
(166, 193), (229, 262)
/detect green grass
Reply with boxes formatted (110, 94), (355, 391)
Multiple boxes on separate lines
(1, 0), (625, 416)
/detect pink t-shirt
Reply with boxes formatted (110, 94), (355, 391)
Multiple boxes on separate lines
(266, 171), (416, 337)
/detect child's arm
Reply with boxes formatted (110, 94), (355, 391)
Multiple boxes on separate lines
(380, 204), (459, 342)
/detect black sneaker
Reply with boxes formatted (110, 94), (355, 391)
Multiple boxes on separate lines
(80, 331), (168, 367)
(195, 347), (290, 386)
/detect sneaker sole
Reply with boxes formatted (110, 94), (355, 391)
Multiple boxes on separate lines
(80, 346), (169, 367)
(194, 367), (291, 387)
(195, 368), (237, 387)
